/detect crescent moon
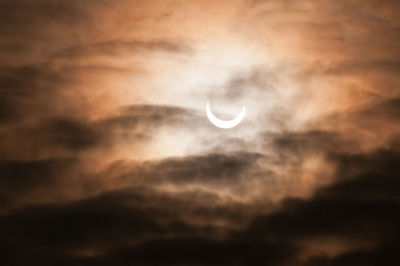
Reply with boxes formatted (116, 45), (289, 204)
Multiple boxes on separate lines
(206, 101), (246, 129)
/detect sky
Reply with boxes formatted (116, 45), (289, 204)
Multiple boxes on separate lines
(0, 0), (400, 265)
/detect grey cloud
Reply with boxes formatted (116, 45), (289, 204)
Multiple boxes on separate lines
(315, 97), (400, 138)
(0, 65), (72, 123)
(243, 146), (400, 265)
(0, 157), (80, 210)
(0, 186), (258, 265)
(2, 143), (399, 266)
(102, 104), (199, 128)
(208, 66), (279, 102)
(0, 104), (200, 161)
(51, 40), (193, 60)
(122, 152), (264, 187)
(0, 0), (103, 66)
(39, 118), (101, 151)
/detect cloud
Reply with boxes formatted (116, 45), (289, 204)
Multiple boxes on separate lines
(0, 103), (200, 160)
(1, 0), (400, 265)
(123, 152), (262, 185)
(0, 65), (72, 123)
(52, 40), (193, 59)
(2, 144), (398, 265)
(243, 145), (400, 265)
(0, 157), (81, 211)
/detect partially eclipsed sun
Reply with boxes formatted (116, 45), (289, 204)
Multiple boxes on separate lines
(206, 101), (246, 129)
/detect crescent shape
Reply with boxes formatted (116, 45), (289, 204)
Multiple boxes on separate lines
(206, 101), (246, 129)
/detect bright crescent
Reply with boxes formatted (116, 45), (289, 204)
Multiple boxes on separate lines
(206, 101), (246, 129)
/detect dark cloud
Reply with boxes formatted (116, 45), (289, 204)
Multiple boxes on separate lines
(0, 0), (105, 66)
(101, 104), (200, 130)
(124, 152), (263, 186)
(271, 130), (345, 154)
(2, 94), (400, 265)
(39, 118), (101, 151)
(51, 40), (193, 60)
(0, 157), (80, 210)
(0, 104), (199, 161)
(2, 144), (399, 265)
(0, 65), (71, 123)
(243, 146), (400, 265)
(0, 158), (77, 191)
(0, 186), (252, 265)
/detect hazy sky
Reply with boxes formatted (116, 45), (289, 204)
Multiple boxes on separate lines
(1, 0), (400, 265)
